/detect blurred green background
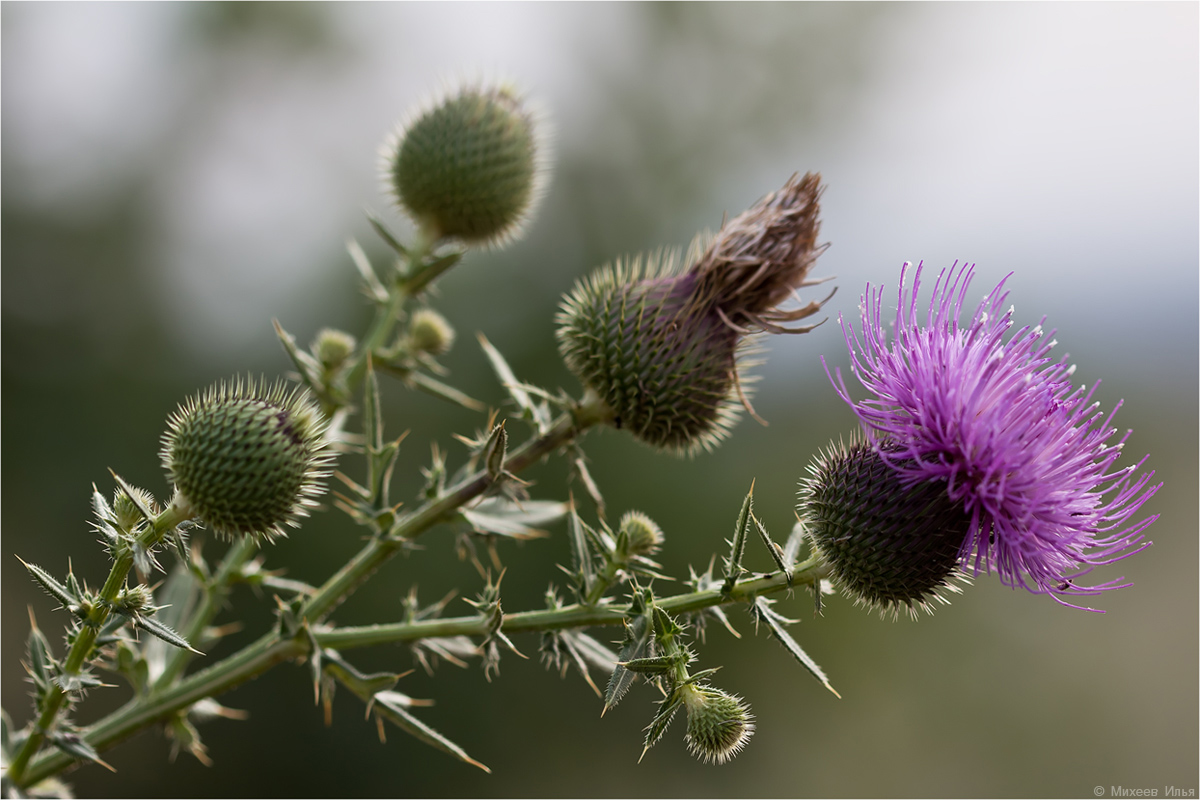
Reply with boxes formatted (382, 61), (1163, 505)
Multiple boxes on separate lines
(3, 3), (1196, 797)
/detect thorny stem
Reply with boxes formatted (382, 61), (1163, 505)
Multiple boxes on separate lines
(316, 557), (831, 650)
(6, 503), (193, 785)
(19, 556), (828, 788)
(15, 393), (613, 790)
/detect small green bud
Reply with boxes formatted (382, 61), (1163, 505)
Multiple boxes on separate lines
(407, 308), (455, 356)
(618, 510), (664, 558)
(112, 485), (159, 531)
(312, 328), (356, 371)
(384, 82), (545, 247)
(115, 585), (154, 615)
(160, 377), (333, 543)
(680, 684), (755, 764)
(556, 174), (828, 456)
(798, 436), (970, 618)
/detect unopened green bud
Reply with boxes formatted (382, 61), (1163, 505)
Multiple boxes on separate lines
(680, 684), (755, 764)
(115, 585), (154, 614)
(384, 82), (545, 247)
(408, 308), (455, 356)
(556, 174), (829, 456)
(618, 510), (664, 558)
(113, 485), (159, 531)
(160, 377), (333, 543)
(312, 328), (356, 371)
(798, 437), (970, 618)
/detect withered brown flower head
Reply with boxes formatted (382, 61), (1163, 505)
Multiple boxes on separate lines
(690, 171), (831, 334)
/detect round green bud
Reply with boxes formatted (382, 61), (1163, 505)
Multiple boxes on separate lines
(407, 308), (455, 356)
(556, 250), (746, 456)
(799, 437), (971, 618)
(160, 377), (332, 542)
(680, 684), (755, 765)
(312, 328), (356, 371)
(385, 83), (544, 247)
(618, 510), (664, 558)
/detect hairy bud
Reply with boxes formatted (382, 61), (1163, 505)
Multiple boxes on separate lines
(799, 436), (970, 617)
(557, 173), (829, 455)
(383, 82), (545, 247)
(161, 377), (333, 543)
(618, 510), (664, 558)
(680, 684), (755, 764)
(312, 328), (356, 371)
(407, 308), (455, 356)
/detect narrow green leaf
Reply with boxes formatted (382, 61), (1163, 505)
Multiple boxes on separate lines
(371, 691), (491, 773)
(402, 370), (485, 412)
(460, 498), (566, 540)
(566, 504), (597, 598)
(603, 600), (654, 714)
(484, 421), (508, 481)
(752, 512), (792, 584)
(364, 214), (410, 259)
(26, 614), (57, 693)
(640, 689), (684, 760)
(619, 655), (677, 676)
(131, 614), (202, 655)
(752, 597), (839, 698)
(347, 235), (390, 302)
(272, 319), (323, 390)
(19, 558), (78, 610)
(477, 333), (535, 417)
(48, 731), (114, 771)
(722, 481), (755, 594)
(364, 364), (384, 452)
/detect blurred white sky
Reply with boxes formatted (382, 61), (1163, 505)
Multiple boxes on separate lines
(4, 2), (1197, 376)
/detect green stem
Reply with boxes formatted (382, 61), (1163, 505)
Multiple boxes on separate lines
(344, 235), (433, 393)
(17, 557), (829, 787)
(6, 502), (192, 786)
(15, 394), (612, 789)
(315, 557), (830, 650)
(152, 536), (260, 692)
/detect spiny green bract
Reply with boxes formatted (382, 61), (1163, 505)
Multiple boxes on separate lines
(384, 82), (544, 247)
(556, 248), (747, 456)
(799, 436), (970, 618)
(161, 377), (332, 542)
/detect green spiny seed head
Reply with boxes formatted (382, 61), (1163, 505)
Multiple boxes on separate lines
(160, 377), (332, 543)
(407, 308), (455, 356)
(799, 436), (971, 618)
(312, 328), (356, 371)
(384, 82), (545, 247)
(556, 249), (746, 456)
(618, 510), (664, 558)
(680, 684), (755, 765)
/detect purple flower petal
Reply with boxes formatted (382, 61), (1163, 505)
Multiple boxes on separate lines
(825, 261), (1159, 608)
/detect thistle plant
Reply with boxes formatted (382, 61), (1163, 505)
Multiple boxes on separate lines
(2, 79), (1162, 797)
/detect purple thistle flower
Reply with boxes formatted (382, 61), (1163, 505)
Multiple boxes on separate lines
(825, 261), (1159, 610)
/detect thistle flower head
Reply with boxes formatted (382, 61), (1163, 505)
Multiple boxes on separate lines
(556, 173), (830, 455)
(161, 377), (333, 543)
(800, 435), (970, 617)
(382, 80), (546, 248)
(680, 684), (755, 765)
(821, 261), (1159, 609)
